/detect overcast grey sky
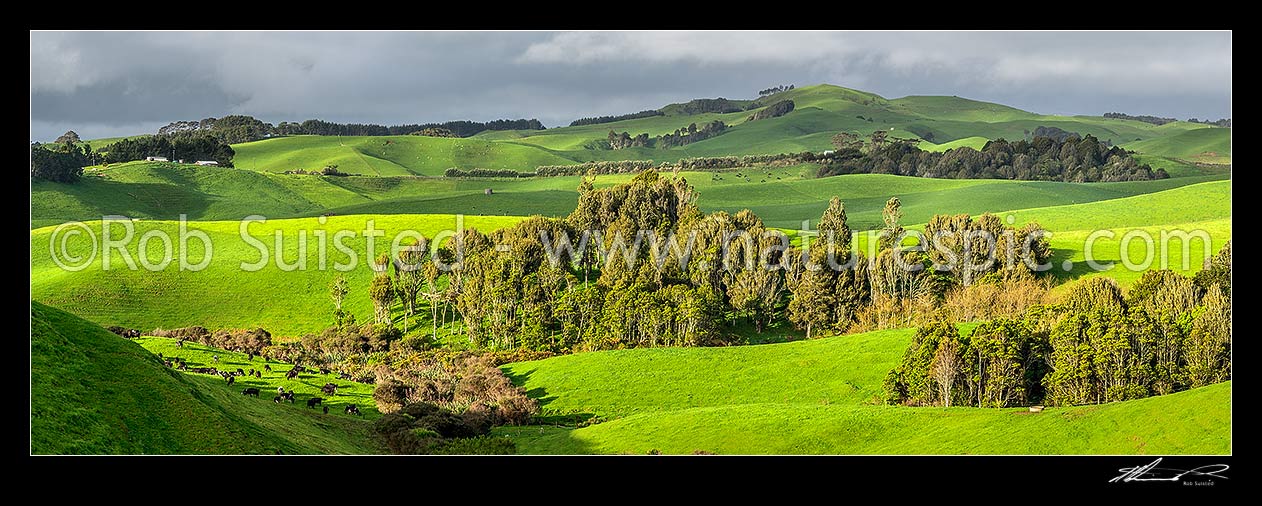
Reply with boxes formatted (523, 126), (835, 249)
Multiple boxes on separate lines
(30, 31), (1232, 142)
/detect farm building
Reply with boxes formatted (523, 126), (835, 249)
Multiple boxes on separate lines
(145, 156), (169, 162)
(194, 160), (220, 166)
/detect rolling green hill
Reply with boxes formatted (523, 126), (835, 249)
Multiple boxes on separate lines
(30, 214), (521, 336)
(495, 327), (1230, 454)
(30, 177), (1230, 336)
(1123, 127), (1232, 164)
(232, 135), (578, 176)
(33, 161), (1227, 230)
(213, 84), (1227, 171)
(998, 180), (1231, 287)
(470, 84), (1216, 160)
(31, 302), (380, 454)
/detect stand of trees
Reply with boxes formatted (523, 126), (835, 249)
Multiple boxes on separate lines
(819, 131), (1166, 182)
(570, 110), (664, 127)
(654, 121), (728, 149)
(1103, 112), (1177, 126)
(758, 85), (795, 96)
(275, 118), (544, 137)
(157, 115), (545, 141)
(747, 100), (795, 121)
(381, 170), (1056, 354)
(884, 242), (1232, 408)
(663, 98), (753, 115)
(158, 115), (273, 144)
(1187, 118), (1231, 127)
(607, 131), (651, 150)
(443, 168), (533, 178)
(411, 127), (457, 138)
(31, 141), (93, 183)
(102, 132), (236, 167)
(534, 160), (656, 177)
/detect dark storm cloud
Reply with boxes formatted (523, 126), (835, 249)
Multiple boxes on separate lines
(30, 31), (1231, 141)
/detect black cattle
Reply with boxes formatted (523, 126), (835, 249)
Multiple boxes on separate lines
(344, 405), (361, 416)
(242, 388), (260, 397)
(212, 355), (219, 363)
(226, 376), (235, 386)
(264, 364), (272, 372)
(163, 360), (172, 368)
(321, 383), (338, 396)
(320, 368), (331, 375)
(107, 326), (140, 338)
(282, 392), (296, 403)
(306, 397), (323, 408)
(175, 339), (184, 348)
(236, 368), (245, 376)
(254, 370), (262, 378)
(273, 396), (282, 403)
(323, 406), (329, 414)
(285, 368), (300, 380)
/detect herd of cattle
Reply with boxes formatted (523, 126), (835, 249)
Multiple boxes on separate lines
(154, 351), (363, 417)
(110, 328), (370, 417)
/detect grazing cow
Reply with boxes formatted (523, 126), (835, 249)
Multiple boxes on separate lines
(163, 360), (172, 368)
(323, 406), (329, 414)
(273, 396), (282, 403)
(175, 339), (184, 348)
(277, 387), (285, 394)
(320, 368), (331, 375)
(212, 355), (219, 363)
(236, 368), (245, 376)
(282, 392), (296, 403)
(226, 376), (235, 386)
(306, 397), (323, 408)
(344, 405), (361, 416)
(286, 368), (300, 380)
(321, 383), (338, 396)
(338, 372), (352, 380)
(264, 364), (272, 372)
(254, 370), (262, 378)
(247, 353), (255, 361)
(157, 352), (164, 360)
(242, 388), (260, 397)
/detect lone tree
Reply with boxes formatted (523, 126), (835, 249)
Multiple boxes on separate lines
(929, 337), (963, 407)
(370, 254), (396, 325)
(395, 237), (429, 334)
(878, 197), (904, 251)
(329, 274), (350, 326)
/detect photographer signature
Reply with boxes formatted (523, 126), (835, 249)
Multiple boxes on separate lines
(1110, 458), (1229, 483)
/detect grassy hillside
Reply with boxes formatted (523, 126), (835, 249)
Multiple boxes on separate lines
(495, 327), (1230, 454)
(232, 135), (578, 176)
(922, 136), (990, 152)
(1000, 180), (1231, 287)
(30, 214), (521, 336)
(78, 85), (1220, 169)
(480, 84), (1213, 158)
(1124, 127), (1232, 164)
(30, 177), (1230, 335)
(136, 337), (380, 418)
(34, 161), (1227, 230)
(31, 302), (380, 454)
